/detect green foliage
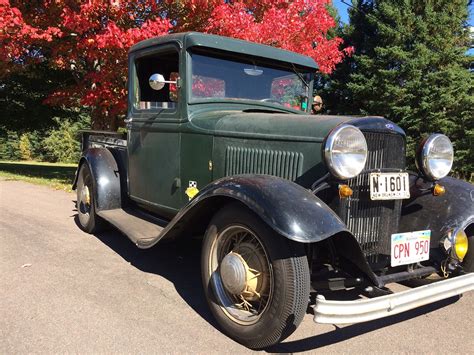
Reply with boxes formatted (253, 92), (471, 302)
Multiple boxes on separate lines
(42, 115), (91, 163)
(0, 60), (92, 163)
(19, 133), (32, 160)
(0, 62), (83, 132)
(323, 0), (473, 179)
(0, 131), (21, 160)
(42, 121), (78, 163)
(26, 130), (49, 161)
(0, 114), (90, 164)
(117, 127), (128, 135)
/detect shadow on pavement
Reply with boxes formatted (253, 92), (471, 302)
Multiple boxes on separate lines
(0, 161), (76, 183)
(73, 211), (461, 353)
(269, 296), (459, 353)
(73, 213), (217, 329)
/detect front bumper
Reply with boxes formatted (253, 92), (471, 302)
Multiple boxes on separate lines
(314, 273), (474, 324)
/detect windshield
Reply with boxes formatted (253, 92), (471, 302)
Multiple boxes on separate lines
(190, 51), (312, 112)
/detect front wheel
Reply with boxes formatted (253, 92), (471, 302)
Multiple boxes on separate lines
(201, 204), (310, 349)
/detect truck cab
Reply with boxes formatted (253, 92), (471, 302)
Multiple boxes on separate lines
(73, 32), (474, 349)
(126, 33), (317, 216)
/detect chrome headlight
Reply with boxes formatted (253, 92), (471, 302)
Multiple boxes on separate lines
(416, 134), (453, 181)
(324, 125), (368, 180)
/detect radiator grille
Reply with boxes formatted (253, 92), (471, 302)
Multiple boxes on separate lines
(363, 132), (406, 170)
(339, 132), (406, 264)
(225, 147), (303, 181)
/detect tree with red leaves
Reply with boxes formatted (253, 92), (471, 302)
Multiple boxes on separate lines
(0, 0), (351, 130)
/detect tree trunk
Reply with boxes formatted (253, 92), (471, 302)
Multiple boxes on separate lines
(91, 109), (120, 131)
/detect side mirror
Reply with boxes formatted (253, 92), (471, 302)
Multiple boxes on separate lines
(149, 73), (178, 91)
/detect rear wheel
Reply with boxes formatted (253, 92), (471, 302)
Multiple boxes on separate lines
(201, 204), (310, 349)
(76, 164), (105, 233)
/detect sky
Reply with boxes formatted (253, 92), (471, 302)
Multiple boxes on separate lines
(332, 0), (474, 55)
(332, 0), (350, 24)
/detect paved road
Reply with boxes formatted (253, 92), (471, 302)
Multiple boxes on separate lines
(1, 179), (473, 353)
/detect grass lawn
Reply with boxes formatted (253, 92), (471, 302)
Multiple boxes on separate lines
(0, 160), (77, 192)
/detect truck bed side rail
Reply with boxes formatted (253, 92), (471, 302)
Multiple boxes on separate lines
(78, 130), (126, 152)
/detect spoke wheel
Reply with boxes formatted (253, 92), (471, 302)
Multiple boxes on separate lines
(209, 225), (273, 325)
(202, 203), (310, 349)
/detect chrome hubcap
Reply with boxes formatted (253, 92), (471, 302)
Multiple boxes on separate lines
(220, 252), (247, 295)
(81, 185), (91, 207)
(78, 176), (92, 219)
(209, 225), (273, 325)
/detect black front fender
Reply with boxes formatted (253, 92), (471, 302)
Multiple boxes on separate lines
(156, 175), (349, 245)
(400, 175), (474, 244)
(199, 175), (349, 243)
(147, 174), (379, 283)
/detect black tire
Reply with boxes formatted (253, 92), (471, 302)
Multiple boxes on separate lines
(201, 203), (310, 349)
(76, 163), (105, 233)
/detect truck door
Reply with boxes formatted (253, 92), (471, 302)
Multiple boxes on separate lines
(127, 45), (183, 219)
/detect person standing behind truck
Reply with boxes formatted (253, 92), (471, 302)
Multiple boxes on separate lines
(312, 95), (323, 114)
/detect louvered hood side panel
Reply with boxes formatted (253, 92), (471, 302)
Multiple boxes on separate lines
(225, 146), (304, 181)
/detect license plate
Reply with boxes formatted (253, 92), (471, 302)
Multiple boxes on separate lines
(391, 230), (431, 267)
(370, 172), (410, 200)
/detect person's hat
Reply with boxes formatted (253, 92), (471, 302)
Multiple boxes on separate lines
(313, 95), (323, 105)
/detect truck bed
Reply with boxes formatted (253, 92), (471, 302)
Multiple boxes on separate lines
(79, 130), (127, 152)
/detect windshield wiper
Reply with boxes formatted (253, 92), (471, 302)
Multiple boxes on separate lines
(291, 63), (309, 88)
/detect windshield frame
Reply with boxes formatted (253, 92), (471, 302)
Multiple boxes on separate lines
(187, 48), (315, 114)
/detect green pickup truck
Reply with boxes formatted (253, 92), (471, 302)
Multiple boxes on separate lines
(73, 32), (474, 349)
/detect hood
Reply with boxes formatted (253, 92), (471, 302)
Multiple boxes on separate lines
(189, 110), (404, 142)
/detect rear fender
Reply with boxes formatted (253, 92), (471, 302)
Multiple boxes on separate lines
(72, 148), (122, 211)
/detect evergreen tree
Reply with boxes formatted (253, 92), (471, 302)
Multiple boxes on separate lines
(324, 0), (473, 179)
(0, 62), (81, 133)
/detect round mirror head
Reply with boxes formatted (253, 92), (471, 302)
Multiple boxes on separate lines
(149, 73), (166, 91)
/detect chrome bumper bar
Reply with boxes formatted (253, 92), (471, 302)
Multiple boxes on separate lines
(314, 273), (474, 324)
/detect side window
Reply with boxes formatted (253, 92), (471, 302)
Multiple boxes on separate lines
(134, 50), (179, 110)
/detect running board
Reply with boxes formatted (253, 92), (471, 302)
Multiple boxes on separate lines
(98, 208), (166, 248)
